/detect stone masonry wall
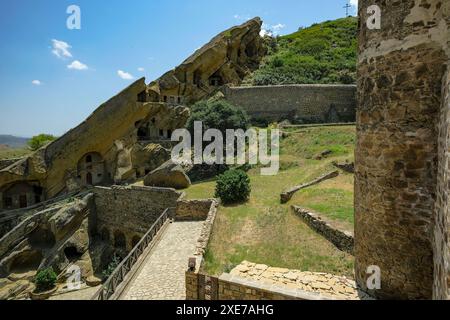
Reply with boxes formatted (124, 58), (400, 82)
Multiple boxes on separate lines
(355, 0), (449, 299)
(292, 206), (354, 255)
(222, 84), (356, 124)
(175, 199), (215, 221)
(434, 65), (450, 299)
(94, 185), (182, 246)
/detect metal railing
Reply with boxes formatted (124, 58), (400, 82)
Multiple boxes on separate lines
(92, 208), (171, 300)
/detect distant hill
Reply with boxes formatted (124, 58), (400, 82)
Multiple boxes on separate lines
(244, 17), (357, 85)
(0, 135), (30, 148)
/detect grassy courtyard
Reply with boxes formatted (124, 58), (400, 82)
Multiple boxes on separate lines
(184, 125), (356, 277)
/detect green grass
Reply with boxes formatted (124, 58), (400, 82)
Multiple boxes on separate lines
(244, 17), (357, 86)
(184, 125), (356, 277)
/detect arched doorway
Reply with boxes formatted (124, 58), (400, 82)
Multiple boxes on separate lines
(86, 172), (93, 185)
(77, 152), (105, 187)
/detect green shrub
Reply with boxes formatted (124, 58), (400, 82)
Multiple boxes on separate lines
(34, 267), (57, 292)
(102, 255), (121, 281)
(28, 134), (56, 151)
(215, 169), (251, 204)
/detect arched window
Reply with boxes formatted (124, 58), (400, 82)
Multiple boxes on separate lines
(86, 155), (92, 163)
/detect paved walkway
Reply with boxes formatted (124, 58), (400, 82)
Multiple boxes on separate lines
(119, 221), (204, 300)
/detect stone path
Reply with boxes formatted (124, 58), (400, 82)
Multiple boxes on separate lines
(119, 221), (204, 300)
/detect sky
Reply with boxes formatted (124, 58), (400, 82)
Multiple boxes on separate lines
(0, 0), (358, 137)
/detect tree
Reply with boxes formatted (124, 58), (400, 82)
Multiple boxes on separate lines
(28, 134), (56, 151)
(186, 100), (250, 137)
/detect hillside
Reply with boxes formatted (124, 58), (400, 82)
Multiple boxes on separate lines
(244, 17), (357, 86)
(185, 125), (356, 276)
(0, 135), (29, 148)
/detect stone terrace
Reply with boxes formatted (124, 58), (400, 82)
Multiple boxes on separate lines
(230, 261), (373, 300)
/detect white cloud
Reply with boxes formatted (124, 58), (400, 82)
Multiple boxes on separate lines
(67, 60), (88, 70)
(31, 80), (42, 86)
(117, 70), (134, 80)
(350, 0), (358, 8)
(272, 23), (286, 32)
(138, 67), (145, 72)
(260, 28), (272, 37)
(51, 39), (72, 59)
(260, 23), (286, 37)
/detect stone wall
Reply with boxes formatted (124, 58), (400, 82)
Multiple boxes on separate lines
(433, 65), (450, 299)
(93, 185), (182, 250)
(222, 84), (356, 124)
(292, 206), (354, 255)
(176, 199), (215, 221)
(355, 0), (449, 299)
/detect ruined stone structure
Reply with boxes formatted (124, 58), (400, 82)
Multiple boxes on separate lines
(222, 84), (356, 124)
(94, 186), (182, 251)
(355, 0), (449, 299)
(0, 185), (184, 299)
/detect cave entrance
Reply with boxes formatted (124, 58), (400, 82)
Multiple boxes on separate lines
(86, 172), (93, 185)
(64, 246), (83, 262)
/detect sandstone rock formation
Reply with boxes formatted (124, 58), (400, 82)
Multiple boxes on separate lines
(144, 160), (191, 190)
(148, 17), (265, 105)
(0, 194), (103, 299)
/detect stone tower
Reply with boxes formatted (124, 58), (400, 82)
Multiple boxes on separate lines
(355, 0), (449, 299)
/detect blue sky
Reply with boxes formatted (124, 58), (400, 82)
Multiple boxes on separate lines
(0, 0), (357, 137)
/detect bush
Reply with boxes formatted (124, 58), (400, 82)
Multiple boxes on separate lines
(28, 134), (56, 151)
(102, 255), (121, 281)
(34, 267), (57, 292)
(186, 100), (250, 136)
(215, 169), (251, 204)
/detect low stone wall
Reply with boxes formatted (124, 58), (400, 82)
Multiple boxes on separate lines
(222, 84), (356, 124)
(280, 171), (339, 204)
(193, 200), (218, 256)
(218, 273), (326, 300)
(292, 206), (353, 254)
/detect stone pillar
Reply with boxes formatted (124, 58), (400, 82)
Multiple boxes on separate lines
(355, 0), (449, 299)
(433, 67), (450, 299)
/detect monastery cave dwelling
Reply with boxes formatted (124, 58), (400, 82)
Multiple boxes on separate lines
(0, 0), (449, 301)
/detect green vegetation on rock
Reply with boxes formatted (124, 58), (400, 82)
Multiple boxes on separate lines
(34, 267), (57, 293)
(245, 17), (357, 86)
(28, 134), (56, 151)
